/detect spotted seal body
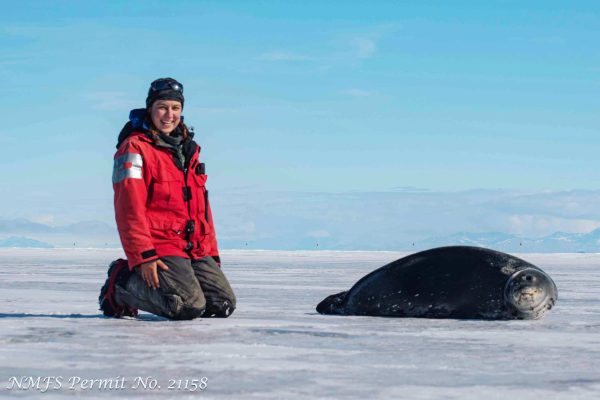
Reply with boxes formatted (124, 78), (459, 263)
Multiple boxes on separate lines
(316, 246), (557, 320)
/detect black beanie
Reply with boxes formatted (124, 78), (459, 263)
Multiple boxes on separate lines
(146, 77), (185, 109)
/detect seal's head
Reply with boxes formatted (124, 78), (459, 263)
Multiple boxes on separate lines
(504, 268), (558, 319)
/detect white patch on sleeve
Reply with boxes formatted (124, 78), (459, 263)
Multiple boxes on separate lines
(112, 153), (143, 183)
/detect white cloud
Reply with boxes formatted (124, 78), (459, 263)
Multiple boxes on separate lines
(351, 37), (376, 59)
(346, 23), (399, 60)
(507, 215), (600, 237)
(213, 189), (600, 249)
(30, 215), (55, 225)
(7, 185), (600, 250)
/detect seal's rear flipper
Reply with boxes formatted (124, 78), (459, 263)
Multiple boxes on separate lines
(316, 291), (348, 315)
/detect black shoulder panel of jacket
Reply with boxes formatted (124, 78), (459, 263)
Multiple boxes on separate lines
(116, 121), (134, 149)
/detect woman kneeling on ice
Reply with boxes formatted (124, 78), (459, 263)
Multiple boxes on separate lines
(99, 78), (236, 320)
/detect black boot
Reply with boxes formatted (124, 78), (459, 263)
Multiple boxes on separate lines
(99, 259), (138, 318)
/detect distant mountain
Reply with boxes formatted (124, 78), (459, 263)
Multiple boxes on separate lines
(0, 219), (115, 235)
(0, 236), (53, 248)
(1, 216), (600, 252)
(419, 229), (600, 253)
(56, 221), (116, 235)
(0, 219), (119, 248)
(0, 219), (54, 234)
(419, 232), (522, 250)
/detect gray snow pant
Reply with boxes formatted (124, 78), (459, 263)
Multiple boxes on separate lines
(114, 256), (236, 320)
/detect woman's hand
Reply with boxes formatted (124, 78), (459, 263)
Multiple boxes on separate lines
(139, 259), (169, 289)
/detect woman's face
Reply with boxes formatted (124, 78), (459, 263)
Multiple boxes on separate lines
(150, 100), (182, 135)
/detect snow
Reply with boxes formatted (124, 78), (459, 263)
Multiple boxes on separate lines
(0, 248), (599, 399)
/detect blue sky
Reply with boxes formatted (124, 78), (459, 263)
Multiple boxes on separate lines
(1, 1), (599, 242)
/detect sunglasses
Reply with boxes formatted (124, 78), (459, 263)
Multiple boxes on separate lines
(150, 80), (184, 94)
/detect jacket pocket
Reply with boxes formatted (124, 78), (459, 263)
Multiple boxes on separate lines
(150, 170), (182, 210)
(148, 218), (187, 241)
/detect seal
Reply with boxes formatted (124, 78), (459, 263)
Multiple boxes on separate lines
(316, 246), (558, 320)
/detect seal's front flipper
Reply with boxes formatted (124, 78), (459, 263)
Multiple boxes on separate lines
(316, 291), (348, 315)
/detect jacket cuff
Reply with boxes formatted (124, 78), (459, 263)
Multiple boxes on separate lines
(141, 249), (157, 259)
(128, 249), (158, 270)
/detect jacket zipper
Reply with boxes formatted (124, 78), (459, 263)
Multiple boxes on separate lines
(183, 166), (195, 252)
(204, 189), (210, 223)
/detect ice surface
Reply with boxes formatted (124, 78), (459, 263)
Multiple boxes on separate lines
(0, 248), (598, 399)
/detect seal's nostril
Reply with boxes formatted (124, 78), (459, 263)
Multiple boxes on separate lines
(525, 275), (533, 282)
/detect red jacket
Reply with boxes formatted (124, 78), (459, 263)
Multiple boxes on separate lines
(113, 131), (219, 269)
